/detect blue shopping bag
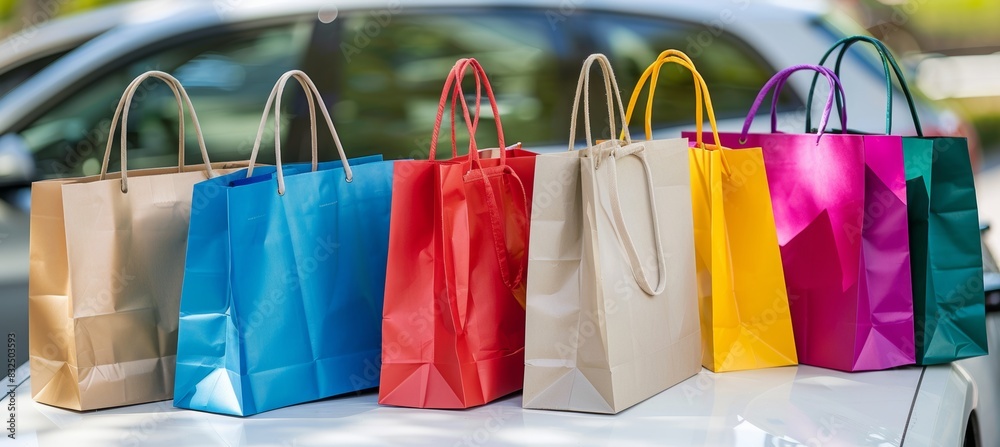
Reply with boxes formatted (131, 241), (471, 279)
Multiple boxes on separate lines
(173, 71), (394, 416)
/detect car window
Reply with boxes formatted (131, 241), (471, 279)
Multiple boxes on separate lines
(18, 20), (313, 180)
(587, 13), (801, 133)
(0, 52), (69, 99)
(309, 9), (571, 159)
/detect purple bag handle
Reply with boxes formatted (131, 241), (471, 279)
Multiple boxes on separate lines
(740, 64), (848, 144)
(769, 72), (846, 134)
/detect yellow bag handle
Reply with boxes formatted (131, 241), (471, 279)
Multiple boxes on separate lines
(623, 50), (731, 174)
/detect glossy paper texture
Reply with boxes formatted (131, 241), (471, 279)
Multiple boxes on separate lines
(692, 131), (915, 371)
(379, 148), (535, 409)
(523, 139), (701, 414)
(172, 155), (393, 416)
(903, 136), (987, 364)
(688, 146), (798, 372)
(28, 163), (248, 411)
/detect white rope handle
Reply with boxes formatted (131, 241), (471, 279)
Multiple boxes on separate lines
(569, 54), (666, 296)
(568, 53), (633, 151)
(246, 70), (353, 195)
(99, 70), (216, 193)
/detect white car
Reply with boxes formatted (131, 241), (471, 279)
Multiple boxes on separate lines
(0, 1), (994, 446)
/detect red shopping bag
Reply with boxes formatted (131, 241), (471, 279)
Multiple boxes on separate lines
(379, 58), (535, 408)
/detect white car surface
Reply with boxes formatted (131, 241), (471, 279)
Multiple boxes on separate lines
(4, 357), (985, 446)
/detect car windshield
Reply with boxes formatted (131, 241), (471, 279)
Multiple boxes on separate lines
(0, 51), (69, 99)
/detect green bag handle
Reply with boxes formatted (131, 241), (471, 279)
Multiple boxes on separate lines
(805, 35), (923, 137)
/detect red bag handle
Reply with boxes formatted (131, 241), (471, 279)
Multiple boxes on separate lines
(428, 58), (507, 166)
(449, 59), (481, 162)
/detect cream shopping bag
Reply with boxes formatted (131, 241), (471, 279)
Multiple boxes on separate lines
(29, 71), (249, 410)
(523, 54), (700, 414)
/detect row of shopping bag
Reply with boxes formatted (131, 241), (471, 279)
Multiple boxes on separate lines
(27, 36), (985, 416)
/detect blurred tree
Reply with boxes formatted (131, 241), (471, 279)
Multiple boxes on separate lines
(837, 0), (1000, 55)
(0, 1), (18, 29)
(909, 0), (1000, 54)
(834, 0), (1000, 152)
(1, 0), (129, 37)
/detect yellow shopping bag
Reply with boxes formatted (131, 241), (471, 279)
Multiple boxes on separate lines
(624, 50), (797, 372)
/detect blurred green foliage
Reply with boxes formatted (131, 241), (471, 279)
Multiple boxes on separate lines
(972, 114), (1000, 150)
(0, 2), (16, 22)
(910, 0), (1000, 39)
(912, 0), (1000, 151)
(860, 0), (1000, 151)
(960, 97), (1000, 152)
(60, 0), (115, 15)
(0, 0), (128, 34)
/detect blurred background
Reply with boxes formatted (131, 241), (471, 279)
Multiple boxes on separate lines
(1, 0), (999, 367)
(3, 0), (1000, 155)
(836, 0), (1000, 163)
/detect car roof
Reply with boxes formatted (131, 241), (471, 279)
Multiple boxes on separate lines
(0, 0), (207, 72)
(202, 0), (826, 23)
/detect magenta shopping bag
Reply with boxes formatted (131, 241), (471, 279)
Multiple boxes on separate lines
(685, 65), (914, 372)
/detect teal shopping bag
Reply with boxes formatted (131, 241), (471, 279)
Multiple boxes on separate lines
(173, 71), (394, 416)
